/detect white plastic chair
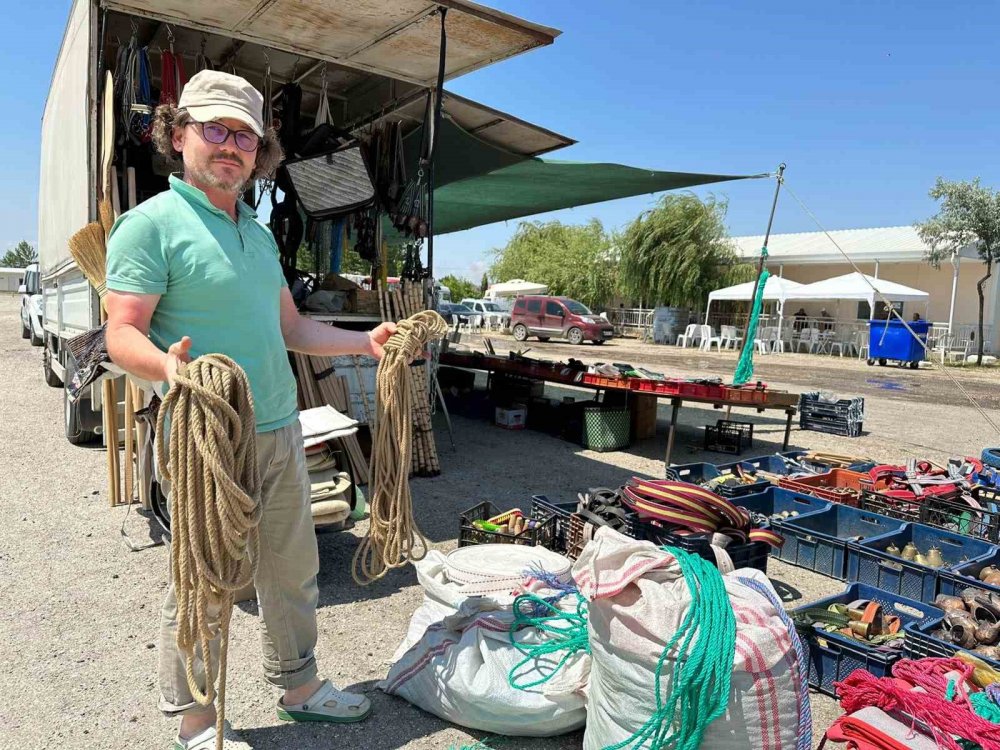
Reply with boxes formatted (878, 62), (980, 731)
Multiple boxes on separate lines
(719, 325), (738, 350)
(854, 330), (869, 360)
(796, 328), (820, 353)
(699, 325), (722, 351)
(675, 323), (699, 348)
(753, 326), (773, 355)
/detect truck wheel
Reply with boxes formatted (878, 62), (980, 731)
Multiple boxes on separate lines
(512, 324), (528, 342)
(64, 351), (97, 445)
(567, 327), (584, 345)
(29, 317), (42, 347)
(43, 339), (63, 388)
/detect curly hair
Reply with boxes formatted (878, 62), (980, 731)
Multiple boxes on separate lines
(150, 103), (283, 182)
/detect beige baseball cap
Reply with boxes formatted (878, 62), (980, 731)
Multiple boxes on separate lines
(179, 70), (264, 136)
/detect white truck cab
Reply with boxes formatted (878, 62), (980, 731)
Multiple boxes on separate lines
(18, 262), (43, 347)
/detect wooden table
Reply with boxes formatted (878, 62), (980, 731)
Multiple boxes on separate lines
(440, 351), (799, 465)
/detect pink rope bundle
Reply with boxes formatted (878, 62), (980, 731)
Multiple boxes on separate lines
(835, 669), (1000, 750)
(891, 657), (976, 706)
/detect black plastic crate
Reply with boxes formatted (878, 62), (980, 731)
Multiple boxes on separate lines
(800, 415), (864, 438)
(717, 419), (753, 449)
(918, 489), (1000, 542)
(627, 514), (768, 573)
(703, 423), (745, 454)
(530, 495), (578, 554)
(793, 583), (942, 696)
(458, 501), (558, 549)
(859, 490), (922, 523)
(799, 393), (865, 417)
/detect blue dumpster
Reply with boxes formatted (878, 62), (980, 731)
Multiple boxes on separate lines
(867, 319), (929, 369)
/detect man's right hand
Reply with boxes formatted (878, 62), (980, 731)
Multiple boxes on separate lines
(164, 336), (193, 386)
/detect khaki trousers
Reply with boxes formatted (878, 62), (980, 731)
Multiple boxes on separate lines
(156, 420), (320, 716)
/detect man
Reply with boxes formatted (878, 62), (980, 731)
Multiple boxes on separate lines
(105, 71), (394, 750)
(793, 307), (807, 331)
(912, 312), (922, 322)
(819, 308), (834, 331)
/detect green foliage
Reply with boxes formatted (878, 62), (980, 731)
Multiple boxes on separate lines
(916, 177), (1000, 363)
(480, 271), (489, 295)
(299, 241), (405, 276)
(488, 219), (617, 308)
(618, 194), (751, 307)
(1, 240), (37, 268)
(439, 274), (481, 301)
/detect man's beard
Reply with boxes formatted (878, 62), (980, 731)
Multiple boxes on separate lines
(188, 153), (251, 194)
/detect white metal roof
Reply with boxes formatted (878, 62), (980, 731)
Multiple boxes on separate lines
(789, 272), (929, 303)
(0, 267), (27, 275)
(733, 226), (981, 265)
(708, 276), (805, 303)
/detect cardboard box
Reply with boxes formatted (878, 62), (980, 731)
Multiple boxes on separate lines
(495, 405), (527, 430)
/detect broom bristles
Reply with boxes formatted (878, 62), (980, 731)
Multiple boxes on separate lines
(68, 221), (108, 297)
(98, 198), (115, 238)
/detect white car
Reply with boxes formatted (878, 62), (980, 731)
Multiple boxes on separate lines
(19, 262), (43, 346)
(460, 298), (511, 330)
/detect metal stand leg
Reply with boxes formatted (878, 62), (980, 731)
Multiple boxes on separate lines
(665, 398), (681, 466)
(434, 374), (456, 450)
(783, 409), (794, 450)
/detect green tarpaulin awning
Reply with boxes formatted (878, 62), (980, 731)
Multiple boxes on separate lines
(398, 118), (764, 234)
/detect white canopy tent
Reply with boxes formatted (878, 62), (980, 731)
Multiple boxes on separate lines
(485, 279), (549, 301)
(790, 272), (930, 315)
(705, 276), (806, 344)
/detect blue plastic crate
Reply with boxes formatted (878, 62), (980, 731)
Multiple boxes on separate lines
(938, 548), (1000, 599)
(793, 583), (943, 696)
(718, 451), (813, 475)
(663, 462), (771, 498)
(734, 486), (832, 545)
(846, 522), (998, 602)
(778, 505), (906, 580)
(905, 617), (1000, 673)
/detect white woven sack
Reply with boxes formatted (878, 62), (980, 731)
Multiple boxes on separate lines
(574, 527), (811, 750)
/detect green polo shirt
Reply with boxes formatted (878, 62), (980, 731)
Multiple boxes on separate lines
(106, 175), (298, 433)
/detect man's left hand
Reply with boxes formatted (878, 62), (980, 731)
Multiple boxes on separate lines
(366, 322), (397, 359)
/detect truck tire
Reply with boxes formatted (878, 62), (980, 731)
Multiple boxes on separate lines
(43, 339), (63, 388)
(982, 449), (1000, 470)
(64, 351), (98, 445)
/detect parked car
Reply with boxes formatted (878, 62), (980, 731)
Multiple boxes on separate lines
(460, 298), (510, 328)
(510, 295), (614, 344)
(438, 302), (477, 327)
(18, 262), (43, 347)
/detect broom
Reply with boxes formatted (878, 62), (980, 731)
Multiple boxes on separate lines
(68, 222), (108, 299)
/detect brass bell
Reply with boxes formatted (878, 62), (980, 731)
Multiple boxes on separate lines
(925, 546), (945, 568)
(915, 552), (929, 566)
(886, 543), (901, 556)
(901, 542), (919, 561)
(981, 565), (1000, 582)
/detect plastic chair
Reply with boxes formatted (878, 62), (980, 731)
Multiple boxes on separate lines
(699, 325), (722, 351)
(796, 328), (820, 353)
(719, 325), (738, 350)
(675, 323), (699, 348)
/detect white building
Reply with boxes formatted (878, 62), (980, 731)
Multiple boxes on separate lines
(0, 267), (27, 293)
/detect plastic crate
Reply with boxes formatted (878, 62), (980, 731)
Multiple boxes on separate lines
(859, 490), (922, 523)
(664, 461), (772, 498)
(459, 501), (558, 549)
(703, 423), (746, 454)
(530, 495), (578, 554)
(777, 504), (906, 580)
(778, 469), (867, 506)
(735, 486), (832, 530)
(793, 583), (943, 696)
(717, 419), (753, 448)
(622, 510), (768, 573)
(938, 548), (1000, 599)
(718, 451), (813, 476)
(846, 522), (999, 602)
(904, 617), (1000, 672)
(582, 373), (630, 389)
(862, 488), (1000, 542)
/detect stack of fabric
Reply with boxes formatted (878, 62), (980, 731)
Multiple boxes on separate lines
(299, 406), (361, 529)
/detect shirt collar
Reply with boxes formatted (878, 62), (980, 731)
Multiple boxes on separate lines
(168, 174), (258, 221)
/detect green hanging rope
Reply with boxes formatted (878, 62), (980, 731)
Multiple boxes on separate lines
(507, 591), (590, 691)
(733, 263), (770, 385)
(606, 547), (737, 750)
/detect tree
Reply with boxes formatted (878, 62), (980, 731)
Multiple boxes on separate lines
(480, 272), (489, 295)
(1, 240), (37, 268)
(916, 177), (1000, 364)
(489, 219), (618, 309)
(617, 194), (752, 308)
(439, 274), (480, 302)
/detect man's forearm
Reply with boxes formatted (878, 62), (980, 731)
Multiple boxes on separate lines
(283, 315), (376, 358)
(107, 324), (168, 382)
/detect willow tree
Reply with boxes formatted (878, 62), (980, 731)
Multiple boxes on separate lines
(618, 194), (752, 308)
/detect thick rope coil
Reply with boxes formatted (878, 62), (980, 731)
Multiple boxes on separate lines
(352, 310), (448, 584)
(155, 354), (262, 750)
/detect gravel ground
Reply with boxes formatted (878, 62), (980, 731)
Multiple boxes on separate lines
(3, 294), (997, 749)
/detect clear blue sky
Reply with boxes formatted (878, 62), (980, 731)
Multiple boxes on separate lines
(5, 1), (999, 280)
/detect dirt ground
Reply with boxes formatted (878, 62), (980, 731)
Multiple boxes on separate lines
(3, 294), (998, 749)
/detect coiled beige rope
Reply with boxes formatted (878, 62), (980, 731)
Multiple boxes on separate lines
(156, 354), (262, 750)
(352, 310), (448, 584)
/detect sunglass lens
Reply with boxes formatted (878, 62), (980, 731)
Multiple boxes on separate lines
(234, 131), (260, 151)
(202, 122), (228, 144)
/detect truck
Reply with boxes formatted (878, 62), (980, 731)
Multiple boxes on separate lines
(39, 0), (565, 449)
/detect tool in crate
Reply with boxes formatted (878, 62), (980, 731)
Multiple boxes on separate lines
(792, 599), (903, 647)
(620, 478), (784, 549)
(931, 588), (1000, 658)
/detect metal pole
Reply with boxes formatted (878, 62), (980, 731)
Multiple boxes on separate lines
(425, 6), (448, 278)
(948, 252), (960, 335)
(738, 163), (786, 349)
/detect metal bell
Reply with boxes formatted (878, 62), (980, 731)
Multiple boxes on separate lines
(926, 546), (945, 568)
(915, 552), (929, 566)
(885, 543), (901, 557)
(901, 542), (919, 561)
